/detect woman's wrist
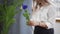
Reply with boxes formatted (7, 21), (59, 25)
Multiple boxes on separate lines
(37, 22), (40, 26)
(38, 22), (48, 28)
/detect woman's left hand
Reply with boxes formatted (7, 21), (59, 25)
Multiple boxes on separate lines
(39, 21), (48, 28)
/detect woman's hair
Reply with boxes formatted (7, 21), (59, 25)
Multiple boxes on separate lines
(33, 0), (50, 9)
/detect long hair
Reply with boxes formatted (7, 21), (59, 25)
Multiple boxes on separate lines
(33, 0), (50, 9)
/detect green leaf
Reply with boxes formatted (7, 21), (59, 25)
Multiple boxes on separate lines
(0, 0), (24, 34)
(23, 10), (30, 25)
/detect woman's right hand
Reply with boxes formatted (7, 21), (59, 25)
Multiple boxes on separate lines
(28, 21), (39, 26)
(28, 21), (48, 28)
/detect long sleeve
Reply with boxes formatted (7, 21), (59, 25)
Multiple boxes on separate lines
(47, 7), (57, 29)
(30, 12), (40, 22)
(40, 10), (52, 29)
(40, 6), (56, 29)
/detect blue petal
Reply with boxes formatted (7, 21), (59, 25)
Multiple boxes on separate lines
(22, 4), (28, 10)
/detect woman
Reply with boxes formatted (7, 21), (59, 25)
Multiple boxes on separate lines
(28, 0), (57, 34)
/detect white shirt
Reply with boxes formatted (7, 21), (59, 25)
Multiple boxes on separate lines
(30, 4), (57, 29)
(31, 0), (60, 34)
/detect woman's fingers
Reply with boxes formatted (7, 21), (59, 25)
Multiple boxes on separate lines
(28, 21), (34, 26)
(28, 21), (48, 28)
(40, 23), (48, 28)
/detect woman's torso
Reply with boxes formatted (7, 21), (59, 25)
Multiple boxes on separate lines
(31, 5), (57, 29)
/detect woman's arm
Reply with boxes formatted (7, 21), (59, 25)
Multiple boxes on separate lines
(39, 21), (48, 28)
(28, 20), (39, 26)
(28, 20), (48, 28)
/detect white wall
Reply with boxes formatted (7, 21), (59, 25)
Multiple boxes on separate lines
(54, 11), (60, 34)
(54, 23), (60, 34)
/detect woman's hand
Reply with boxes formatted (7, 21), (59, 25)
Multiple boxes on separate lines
(28, 21), (48, 28)
(39, 21), (48, 28)
(28, 21), (39, 26)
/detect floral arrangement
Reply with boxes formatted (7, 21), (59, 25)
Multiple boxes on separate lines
(21, 4), (30, 25)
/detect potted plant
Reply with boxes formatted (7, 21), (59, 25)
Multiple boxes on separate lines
(0, 0), (24, 34)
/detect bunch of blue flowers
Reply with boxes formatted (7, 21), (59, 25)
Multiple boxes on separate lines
(21, 4), (30, 25)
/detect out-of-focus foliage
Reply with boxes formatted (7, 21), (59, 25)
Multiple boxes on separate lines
(0, 0), (24, 34)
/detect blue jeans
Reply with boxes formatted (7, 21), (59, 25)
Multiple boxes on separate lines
(34, 26), (54, 34)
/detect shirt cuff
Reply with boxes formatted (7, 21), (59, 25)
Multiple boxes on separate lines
(30, 18), (33, 21)
(45, 22), (52, 29)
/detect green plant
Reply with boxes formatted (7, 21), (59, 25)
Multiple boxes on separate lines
(0, 0), (24, 34)
(21, 4), (30, 25)
(23, 10), (30, 25)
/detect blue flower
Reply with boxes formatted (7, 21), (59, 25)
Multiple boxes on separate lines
(22, 4), (28, 10)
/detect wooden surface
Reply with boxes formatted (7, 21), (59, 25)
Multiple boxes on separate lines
(56, 20), (60, 23)
(56, 18), (60, 23)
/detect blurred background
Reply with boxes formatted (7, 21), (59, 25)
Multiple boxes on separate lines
(0, 0), (60, 34)
(8, 0), (33, 34)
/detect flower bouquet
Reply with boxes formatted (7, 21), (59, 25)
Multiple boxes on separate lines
(21, 4), (30, 25)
